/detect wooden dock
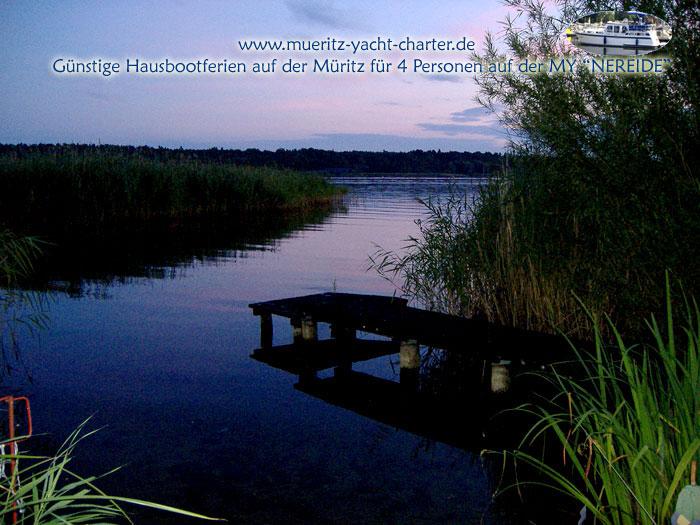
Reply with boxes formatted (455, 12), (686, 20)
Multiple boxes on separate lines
(249, 292), (572, 450)
(249, 292), (568, 361)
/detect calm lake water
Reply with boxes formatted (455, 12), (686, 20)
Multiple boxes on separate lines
(5, 175), (547, 524)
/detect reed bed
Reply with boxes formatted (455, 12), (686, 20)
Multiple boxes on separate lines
(371, 186), (597, 339)
(372, 158), (700, 340)
(0, 151), (343, 234)
(503, 282), (700, 525)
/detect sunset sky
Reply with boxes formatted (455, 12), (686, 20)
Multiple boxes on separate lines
(1, 1), (509, 152)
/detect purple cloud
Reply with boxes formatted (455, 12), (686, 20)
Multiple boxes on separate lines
(450, 107), (492, 122)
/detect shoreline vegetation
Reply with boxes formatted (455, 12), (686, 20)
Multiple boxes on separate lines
(375, 0), (699, 342)
(0, 147), (345, 238)
(372, 0), (699, 522)
(507, 282), (700, 525)
(2, 0), (698, 521)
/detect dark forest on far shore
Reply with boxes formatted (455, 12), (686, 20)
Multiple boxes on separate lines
(0, 144), (503, 175)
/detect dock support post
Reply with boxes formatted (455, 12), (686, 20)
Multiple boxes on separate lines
(260, 313), (273, 349)
(291, 318), (302, 344)
(301, 315), (318, 342)
(490, 360), (511, 393)
(332, 324), (356, 378)
(399, 339), (419, 391)
(399, 339), (420, 368)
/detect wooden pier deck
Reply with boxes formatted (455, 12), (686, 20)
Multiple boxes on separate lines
(249, 292), (568, 361)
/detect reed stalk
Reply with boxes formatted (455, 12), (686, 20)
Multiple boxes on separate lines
(502, 280), (700, 524)
(0, 420), (220, 523)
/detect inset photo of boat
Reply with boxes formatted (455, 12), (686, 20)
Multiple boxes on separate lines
(566, 10), (672, 56)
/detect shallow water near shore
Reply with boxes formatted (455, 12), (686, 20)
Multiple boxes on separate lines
(3, 175), (549, 523)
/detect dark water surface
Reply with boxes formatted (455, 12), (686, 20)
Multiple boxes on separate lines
(6, 176), (541, 524)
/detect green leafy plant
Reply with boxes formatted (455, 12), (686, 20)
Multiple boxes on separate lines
(373, 0), (700, 339)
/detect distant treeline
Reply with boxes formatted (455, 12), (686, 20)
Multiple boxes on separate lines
(0, 144), (503, 175)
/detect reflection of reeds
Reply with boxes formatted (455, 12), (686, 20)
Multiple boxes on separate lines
(0, 230), (42, 287)
(0, 229), (47, 378)
(0, 151), (344, 235)
(27, 205), (342, 297)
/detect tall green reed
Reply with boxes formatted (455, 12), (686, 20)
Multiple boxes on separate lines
(370, 183), (596, 339)
(503, 280), (700, 525)
(372, 164), (700, 341)
(0, 229), (48, 376)
(0, 420), (220, 523)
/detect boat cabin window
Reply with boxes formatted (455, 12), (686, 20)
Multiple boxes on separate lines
(607, 26), (613, 32)
(614, 25), (620, 33)
(621, 26), (627, 33)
